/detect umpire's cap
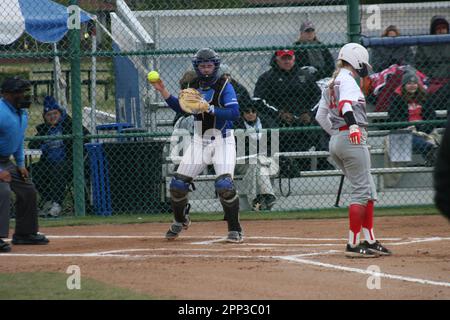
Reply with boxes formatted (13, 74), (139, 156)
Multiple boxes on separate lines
(1, 77), (31, 94)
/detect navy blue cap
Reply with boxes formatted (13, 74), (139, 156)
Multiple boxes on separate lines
(1, 77), (31, 93)
(43, 96), (63, 115)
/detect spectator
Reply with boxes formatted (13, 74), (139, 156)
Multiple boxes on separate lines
(0, 77), (49, 252)
(254, 49), (321, 127)
(254, 49), (322, 172)
(415, 15), (450, 93)
(293, 20), (335, 79)
(220, 64), (254, 111)
(370, 25), (414, 72)
(234, 105), (277, 211)
(388, 71), (439, 166)
(28, 96), (90, 217)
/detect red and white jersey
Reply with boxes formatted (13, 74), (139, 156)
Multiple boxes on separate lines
(317, 69), (368, 133)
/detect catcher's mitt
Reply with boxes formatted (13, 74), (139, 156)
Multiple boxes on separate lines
(178, 88), (209, 114)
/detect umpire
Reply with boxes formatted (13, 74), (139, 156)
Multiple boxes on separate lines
(0, 77), (49, 253)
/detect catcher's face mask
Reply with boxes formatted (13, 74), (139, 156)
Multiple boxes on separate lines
(198, 62), (216, 76)
(192, 48), (221, 86)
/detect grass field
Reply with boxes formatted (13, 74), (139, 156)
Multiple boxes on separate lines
(0, 272), (153, 300)
(22, 205), (440, 228)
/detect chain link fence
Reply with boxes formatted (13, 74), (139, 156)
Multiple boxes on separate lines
(0, 0), (448, 217)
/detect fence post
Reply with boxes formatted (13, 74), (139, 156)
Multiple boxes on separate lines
(69, 0), (86, 216)
(347, 0), (361, 43)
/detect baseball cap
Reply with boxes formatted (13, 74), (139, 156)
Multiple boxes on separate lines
(43, 96), (63, 115)
(402, 72), (419, 86)
(242, 106), (257, 113)
(275, 49), (294, 57)
(1, 77), (31, 94)
(300, 21), (315, 32)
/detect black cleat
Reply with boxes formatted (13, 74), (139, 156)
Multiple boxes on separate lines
(165, 215), (191, 240)
(226, 231), (244, 243)
(361, 240), (392, 256)
(345, 244), (379, 258)
(0, 239), (11, 253)
(12, 233), (49, 245)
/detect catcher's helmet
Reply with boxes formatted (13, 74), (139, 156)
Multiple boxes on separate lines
(192, 48), (221, 85)
(337, 43), (371, 77)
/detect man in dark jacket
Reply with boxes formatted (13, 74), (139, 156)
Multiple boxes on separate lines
(29, 96), (90, 217)
(254, 49), (321, 126)
(254, 49), (322, 172)
(293, 21), (335, 80)
(0, 77), (49, 252)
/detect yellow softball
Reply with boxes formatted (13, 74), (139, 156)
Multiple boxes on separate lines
(147, 71), (160, 83)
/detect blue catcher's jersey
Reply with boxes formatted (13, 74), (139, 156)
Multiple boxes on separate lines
(165, 79), (240, 137)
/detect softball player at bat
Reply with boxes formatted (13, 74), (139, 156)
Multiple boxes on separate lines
(315, 43), (392, 258)
(150, 48), (243, 243)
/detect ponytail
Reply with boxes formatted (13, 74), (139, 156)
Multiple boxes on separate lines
(328, 60), (345, 88)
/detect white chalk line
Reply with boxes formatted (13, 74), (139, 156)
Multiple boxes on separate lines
(93, 247), (319, 255)
(23, 235), (403, 241)
(386, 237), (450, 246)
(3, 247), (450, 289)
(0, 250), (339, 260)
(2, 233), (449, 289)
(277, 255), (450, 288)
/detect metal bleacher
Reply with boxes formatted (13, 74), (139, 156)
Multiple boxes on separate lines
(149, 101), (447, 211)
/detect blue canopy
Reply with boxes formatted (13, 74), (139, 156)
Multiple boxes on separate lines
(0, 0), (92, 45)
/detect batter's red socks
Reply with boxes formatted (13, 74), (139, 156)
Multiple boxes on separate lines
(362, 200), (376, 244)
(348, 204), (365, 247)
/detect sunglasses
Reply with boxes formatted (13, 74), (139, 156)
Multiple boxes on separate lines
(244, 109), (256, 113)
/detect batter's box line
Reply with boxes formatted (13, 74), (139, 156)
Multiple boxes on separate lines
(21, 235), (404, 241)
(277, 255), (450, 289)
(385, 237), (450, 246)
(0, 250), (339, 260)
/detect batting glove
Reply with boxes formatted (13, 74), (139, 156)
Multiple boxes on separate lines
(207, 105), (215, 114)
(349, 124), (362, 144)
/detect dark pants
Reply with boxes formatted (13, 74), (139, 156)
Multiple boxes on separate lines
(0, 159), (39, 238)
(31, 160), (71, 205)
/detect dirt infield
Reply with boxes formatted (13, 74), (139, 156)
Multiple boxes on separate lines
(1, 215), (449, 299)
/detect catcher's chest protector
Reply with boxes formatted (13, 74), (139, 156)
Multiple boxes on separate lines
(190, 76), (228, 135)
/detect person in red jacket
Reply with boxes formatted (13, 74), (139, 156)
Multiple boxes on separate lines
(388, 71), (438, 166)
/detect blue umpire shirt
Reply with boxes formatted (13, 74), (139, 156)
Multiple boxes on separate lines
(0, 98), (27, 169)
(165, 82), (240, 136)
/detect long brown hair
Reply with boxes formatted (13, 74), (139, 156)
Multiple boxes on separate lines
(401, 83), (427, 104)
(382, 25), (400, 37)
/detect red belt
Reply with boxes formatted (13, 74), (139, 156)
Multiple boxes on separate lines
(339, 125), (349, 131)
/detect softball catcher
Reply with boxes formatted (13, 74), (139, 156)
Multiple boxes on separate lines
(149, 48), (243, 243)
(315, 43), (392, 258)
